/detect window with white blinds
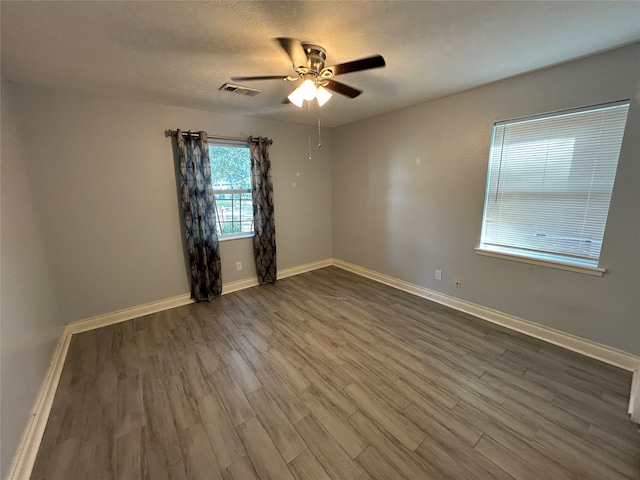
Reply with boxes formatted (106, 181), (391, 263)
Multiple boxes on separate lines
(478, 100), (630, 269)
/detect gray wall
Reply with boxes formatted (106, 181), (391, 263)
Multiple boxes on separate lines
(332, 43), (640, 356)
(2, 41), (638, 477)
(1, 79), (65, 477)
(6, 82), (332, 324)
(0, 81), (332, 474)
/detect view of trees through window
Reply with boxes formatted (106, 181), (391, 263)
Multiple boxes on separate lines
(209, 145), (253, 236)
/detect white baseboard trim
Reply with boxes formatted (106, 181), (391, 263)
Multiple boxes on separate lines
(7, 330), (72, 480)
(332, 259), (640, 372)
(222, 277), (260, 295)
(279, 258), (333, 279)
(221, 258), (333, 295)
(68, 258), (334, 333)
(66, 293), (194, 335)
(630, 369), (640, 423)
(7, 257), (333, 480)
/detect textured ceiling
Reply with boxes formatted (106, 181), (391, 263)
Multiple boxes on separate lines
(2, 1), (639, 127)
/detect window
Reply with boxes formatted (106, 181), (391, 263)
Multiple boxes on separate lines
(209, 142), (254, 239)
(477, 100), (630, 274)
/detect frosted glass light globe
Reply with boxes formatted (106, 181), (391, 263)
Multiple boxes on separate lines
(300, 79), (317, 101)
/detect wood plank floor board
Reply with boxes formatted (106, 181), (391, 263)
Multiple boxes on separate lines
(197, 392), (246, 470)
(474, 434), (561, 480)
(246, 388), (307, 463)
(525, 364), (610, 401)
(502, 395), (592, 436)
(587, 423), (640, 461)
(35, 437), (80, 480)
(193, 343), (222, 375)
(473, 420), (576, 480)
(165, 373), (200, 432)
(140, 375), (183, 467)
(223, 349), (261, 394)
(416, 426), (513, 480)
(263, 348), (311, 391)
(299, 364), (359, 418)
(393, 376), (458, 411)
(461, 350), (528, 378)
(166, 461), (189, 480)
(532, 434), (629, 480)
(340, 327), (442, 384)
(222, 457), (260, 480)
(436, 372), (508, 406)
(230, 333), (271, 372)
(406, 407), (516, 480)
(552, 394), (640, 443)
(115, 427), (142, 479)
(601, 388), (633, 410)
(478, 369), (555, 403)
(355, 445), (417, 480)
(344, 382), (425, 451)
(335, 350), (409, 410)
(293, 414), (370, 480)
(180, 352), (214, 399)
(401, 394), (483, 448)
(180, 423), (224, 480)
(30, 267), (639, 479)
(347, 411), (443, 480)
(236, 416), (296, 480)
(533, 427), (637, 480)
(208, 367), (255, 426)
(300, 388), (367, 459)
(414, 433), (479, 480)
(287, 449), (332, 480)
(253, 364), (310, 424)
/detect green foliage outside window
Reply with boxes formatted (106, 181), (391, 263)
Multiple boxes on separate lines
(209, 145), (253, 236)
(209, 145), (251, 189)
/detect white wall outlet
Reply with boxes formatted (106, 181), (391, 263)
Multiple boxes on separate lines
(435, 269), (442, 280)
(236, 261), (243, 271)
(454, 277), (461, 288)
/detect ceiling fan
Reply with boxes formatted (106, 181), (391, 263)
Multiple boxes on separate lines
(230, 37), (386, 107)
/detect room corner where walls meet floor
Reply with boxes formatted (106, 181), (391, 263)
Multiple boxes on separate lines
(6, 257), (639, 479)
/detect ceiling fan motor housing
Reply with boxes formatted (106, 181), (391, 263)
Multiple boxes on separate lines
(299, 44), (327, 76)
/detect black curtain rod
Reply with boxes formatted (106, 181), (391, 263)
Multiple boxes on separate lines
(165, 130), (272, 144)
(165, 130), (246, 142)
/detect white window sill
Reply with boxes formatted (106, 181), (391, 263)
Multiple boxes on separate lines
(219, 232), (254, 242)
(474, 248), (605, 277)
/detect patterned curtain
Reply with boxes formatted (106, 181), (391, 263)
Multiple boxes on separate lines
(249, 137), (277, 284)
(175, 130), (222, 301)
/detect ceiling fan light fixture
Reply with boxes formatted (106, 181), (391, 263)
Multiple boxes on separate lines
(316, 86), (332, 106)
(300, 78), (317, 101)
(287, 86), (305, 107)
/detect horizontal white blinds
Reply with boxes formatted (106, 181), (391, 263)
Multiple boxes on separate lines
(480, 101), (630, 266)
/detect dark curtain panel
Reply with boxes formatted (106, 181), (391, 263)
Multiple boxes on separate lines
(249, 136), (277, 284)
(175, 130), (222, 301)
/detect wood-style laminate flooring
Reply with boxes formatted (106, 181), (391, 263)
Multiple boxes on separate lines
(31, 267), (639, 479)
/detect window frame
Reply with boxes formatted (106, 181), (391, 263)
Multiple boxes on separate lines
(208, 140), (255, 241)
(475, 100), (630, 276)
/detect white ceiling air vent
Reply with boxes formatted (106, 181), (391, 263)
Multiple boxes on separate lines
(219, 83), (261, 97)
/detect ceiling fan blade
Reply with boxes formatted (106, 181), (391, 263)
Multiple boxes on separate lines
(323, 79), (362, 98)
(274, 37), (308, 69)
(230, 75), (290, 81)
(321, 55), (386, 77)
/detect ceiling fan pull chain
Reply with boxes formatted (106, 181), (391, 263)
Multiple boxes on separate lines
(308, 133), (312, 162)
(317, 117), (322, 149)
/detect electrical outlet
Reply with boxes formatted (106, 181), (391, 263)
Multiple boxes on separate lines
(435, 269), (442, 280)
(454, 277), (461, 288)
(236, 262), (243, 271)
